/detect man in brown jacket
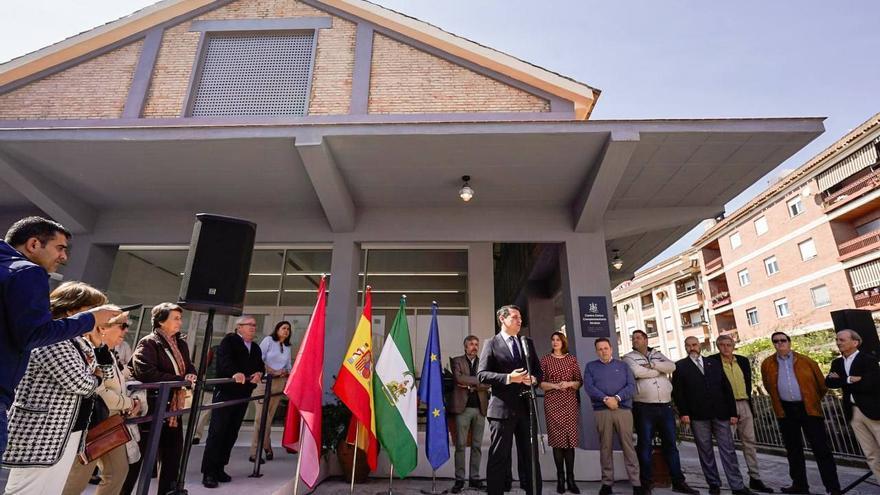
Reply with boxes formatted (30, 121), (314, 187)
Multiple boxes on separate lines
(449, 335), (490, 493)
(760, 331), (840, 495)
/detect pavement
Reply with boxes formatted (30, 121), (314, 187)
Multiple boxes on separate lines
(2, 434), (878, 494)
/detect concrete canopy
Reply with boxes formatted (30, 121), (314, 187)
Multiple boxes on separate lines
(0, 117), (823, 284)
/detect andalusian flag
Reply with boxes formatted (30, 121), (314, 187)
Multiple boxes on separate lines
(418, 302), (450, 470)
(332, 287), (379, 470)
(374, 297), (418, 477)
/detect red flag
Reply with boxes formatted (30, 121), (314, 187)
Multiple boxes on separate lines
(282, 276), (326, 488)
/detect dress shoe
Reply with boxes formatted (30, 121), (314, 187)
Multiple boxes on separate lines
(567, 478), (581, 494)
(750, 478), (774, 493)
(192, 437), (201, 445)
(248, 455), (265, 464)
(599, 484), (613, 495)
(264, 447), (274, 461)
(708, 486), (721, 495)
(504, 480), (512, 492)
(202, 475), (219, 488)
(828, 490), (842, 495)
(732, 489), (755, 495)
(469, 479), (485, 490)
(672, 481), (701, 495)
(780, 486), (809, 495)
(451, 480), (464, 493)
(216, 471), (232, 483)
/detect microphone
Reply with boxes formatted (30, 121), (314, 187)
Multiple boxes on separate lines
(519, 335), (531, 363)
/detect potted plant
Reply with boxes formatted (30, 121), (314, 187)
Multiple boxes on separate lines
(322, 399), (370, 483)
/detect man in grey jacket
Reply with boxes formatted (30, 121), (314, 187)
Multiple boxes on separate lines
(623, 330), (697, 495)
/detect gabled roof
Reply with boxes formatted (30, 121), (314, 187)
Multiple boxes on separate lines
(0, 0), (600, 119)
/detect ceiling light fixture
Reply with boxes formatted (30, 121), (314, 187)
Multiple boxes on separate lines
(611, 249), (623, 271)
(459, 175), (474, 202)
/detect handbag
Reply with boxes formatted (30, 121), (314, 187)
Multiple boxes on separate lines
(78, 414), (132, 465)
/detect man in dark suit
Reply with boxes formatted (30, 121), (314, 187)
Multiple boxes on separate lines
(201, 315), (265, 488)
(450, 335), (490, 493)
(708, 335), (773, 493)
(826, 329), (880, 482)
(478, 305), (543, 495)
(673, 336), (751, 495)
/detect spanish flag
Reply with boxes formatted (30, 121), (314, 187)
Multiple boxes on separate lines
(332, 287), (379, 470)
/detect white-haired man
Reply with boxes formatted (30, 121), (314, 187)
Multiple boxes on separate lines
(826, 330), (880, 483)
(202, 315), (264, 488)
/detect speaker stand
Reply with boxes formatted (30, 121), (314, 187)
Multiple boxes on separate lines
(168, 308), (215, 495)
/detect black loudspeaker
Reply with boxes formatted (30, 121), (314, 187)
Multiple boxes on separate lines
(178, 214), (256, 316)
(831, 309), (880, 358)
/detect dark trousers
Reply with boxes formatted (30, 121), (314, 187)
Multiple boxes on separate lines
(633, 402), (685, 485)
(201, 392), (250, 477)
(0, 402), (7, 459)
(120, 422), (184, 495)
(487, 406), (542, 495)
(778, 401), (840, 491)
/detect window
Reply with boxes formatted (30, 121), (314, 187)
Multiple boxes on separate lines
(798, 238), (817, 261)
(774, 298), (791, 318)
(738, 268), (751, 286)
(754, 216), (769, 236)
(764, 255), (780, 276)
(811, 285), (831, 307)
(729, 232), (742, 249)
(787, 196), (805, 217)
(746, 308), (759, 326)
(189, 31), (316, 117)
(857, 218), (880, 236)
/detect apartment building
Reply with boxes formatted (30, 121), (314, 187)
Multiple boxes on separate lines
(612, 249), (706, 359)
(612, 112), (880, 350)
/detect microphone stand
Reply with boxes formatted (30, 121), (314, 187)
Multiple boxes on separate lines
(519, 336), (543, 495)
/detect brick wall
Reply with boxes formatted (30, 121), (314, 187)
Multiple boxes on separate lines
(0, 41), (142, 119)
(368, 33), (549, 114)
(143, 0), (354, 117)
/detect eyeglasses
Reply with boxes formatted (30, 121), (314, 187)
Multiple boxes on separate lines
(239, 323), (257, 327)
(772, 339), (789, 344)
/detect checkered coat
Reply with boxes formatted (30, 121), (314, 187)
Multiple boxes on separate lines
(1, 338), (100, 467)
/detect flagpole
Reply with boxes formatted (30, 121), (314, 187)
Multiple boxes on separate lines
(350, 422), (361, 494)
(293, 417), (305, 495)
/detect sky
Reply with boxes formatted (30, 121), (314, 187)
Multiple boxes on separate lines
(2, 1), (879, 270)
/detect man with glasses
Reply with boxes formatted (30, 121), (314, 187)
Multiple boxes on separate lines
(201, 315), (264, 488)
(761, 332), (840, 495)
(708, 335), (773, 493)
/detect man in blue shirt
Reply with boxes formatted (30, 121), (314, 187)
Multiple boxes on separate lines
(584, 337), (643, 495)
(0, 216), (121, 456)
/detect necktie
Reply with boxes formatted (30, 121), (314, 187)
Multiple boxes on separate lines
(509, 336), (522, 365)
(695, 357), (704, 374)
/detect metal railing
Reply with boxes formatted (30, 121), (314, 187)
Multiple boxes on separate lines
(705, 257), (724, 273)
(855, 292), (880, 308)
(678, 393), (865, 460)
(127, 374), (283, 495)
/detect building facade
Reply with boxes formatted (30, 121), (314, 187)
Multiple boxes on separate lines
(0, 0), (824, 475)
(613, 112), (880, 349)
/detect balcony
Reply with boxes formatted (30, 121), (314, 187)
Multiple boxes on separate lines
(838, 230), (880, 261)
(855, 292), (880, 309)
(705, 256), (724, 273)
(676, 287), (697, 299)
(824, 169), (880, 212)
(711, 292), (731, 309)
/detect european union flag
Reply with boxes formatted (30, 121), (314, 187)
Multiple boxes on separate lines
(418, 302), (449, 470)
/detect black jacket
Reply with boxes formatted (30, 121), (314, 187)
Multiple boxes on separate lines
(708, 353), (753, 409)
(672, 356), (737, 421)
(477, 333), (542, 419)
(826, 351), (880, 421)
(215, 332), (265, 399)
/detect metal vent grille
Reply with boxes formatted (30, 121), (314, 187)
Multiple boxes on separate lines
(190, 32), (315, 117)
